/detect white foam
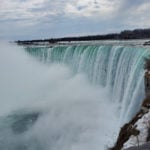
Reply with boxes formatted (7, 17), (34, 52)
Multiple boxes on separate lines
(0, 42), (119, 150)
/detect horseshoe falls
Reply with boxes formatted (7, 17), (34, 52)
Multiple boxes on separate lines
(25, 45), (148, 122)
(0, 42), (149, 150)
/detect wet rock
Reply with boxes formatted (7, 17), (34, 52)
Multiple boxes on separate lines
(143, 41), (150, 46)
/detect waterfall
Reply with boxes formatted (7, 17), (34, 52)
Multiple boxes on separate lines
(25, 45), (150, 123)
(1, 42), (150, 150)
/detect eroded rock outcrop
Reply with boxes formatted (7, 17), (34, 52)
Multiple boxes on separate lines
(143, 41), (150, 46)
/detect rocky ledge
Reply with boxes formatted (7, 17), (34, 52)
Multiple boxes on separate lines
(143, 41), (150, 46)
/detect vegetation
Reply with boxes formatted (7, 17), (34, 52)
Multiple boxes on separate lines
(16, 28), (150, 45)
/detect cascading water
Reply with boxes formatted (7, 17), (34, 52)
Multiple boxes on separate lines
(25, 44), (149, 122)
(0, 42), (149, 150)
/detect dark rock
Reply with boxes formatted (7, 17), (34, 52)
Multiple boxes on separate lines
(109, 112), (142, 150)
(146, 128), (150, 142)
(143, 41), (150, 46)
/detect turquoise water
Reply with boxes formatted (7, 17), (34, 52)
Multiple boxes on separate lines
(25, 45), (150, 122)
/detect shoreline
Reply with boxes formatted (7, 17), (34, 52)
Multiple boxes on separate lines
(16, 28), (150, 46)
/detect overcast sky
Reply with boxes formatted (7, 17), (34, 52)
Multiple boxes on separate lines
(0, 0), (150, 40)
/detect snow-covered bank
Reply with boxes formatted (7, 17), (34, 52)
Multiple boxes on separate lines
(110, 102), (150, 150)
(123, 110), (150, 149)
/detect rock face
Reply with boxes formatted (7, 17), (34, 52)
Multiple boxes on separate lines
(122, 110), (150, 149)
(143, 41), (150, 46)
(144, 58), (150, 97)
(110, 108), (149, 150)
(110, 60), (150, 150)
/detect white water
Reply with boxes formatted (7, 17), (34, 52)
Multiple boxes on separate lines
(0, 42), (120, 150)
(25, 44), (149, 122)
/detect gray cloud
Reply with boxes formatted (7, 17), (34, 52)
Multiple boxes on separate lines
(0, 0), (149, 40)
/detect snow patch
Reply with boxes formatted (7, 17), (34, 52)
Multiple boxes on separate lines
(122, 110), (150, 149)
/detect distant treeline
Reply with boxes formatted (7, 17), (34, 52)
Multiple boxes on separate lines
(16, 28), (150, 45)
